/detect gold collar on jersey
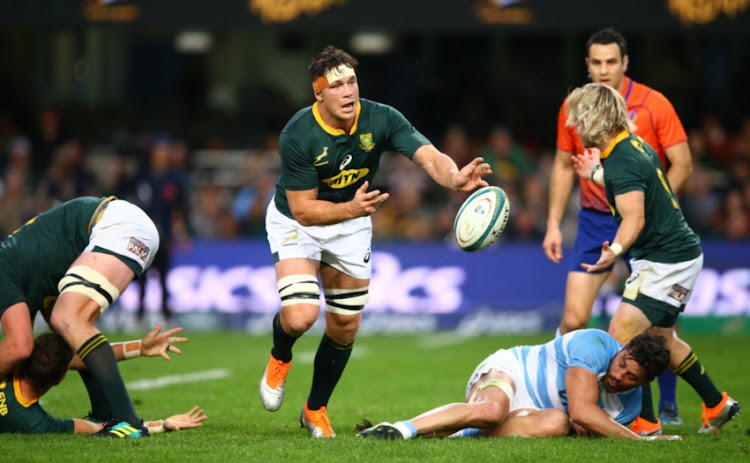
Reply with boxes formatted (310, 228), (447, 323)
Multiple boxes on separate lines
(88, 196), (117, 235)
(312, 101), (361, 136)
(599, 130), (631, 160)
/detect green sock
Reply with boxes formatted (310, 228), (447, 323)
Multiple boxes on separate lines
(270, 312), (299, 363)
(674, 351), (722, 408)
(640, 382), (658, 422)
(78, 333), (141, 426)
(307, 333), (353, 410)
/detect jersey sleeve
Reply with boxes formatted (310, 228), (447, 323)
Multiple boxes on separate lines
(277, 131), (320, 191)
(566, 330), (615, 375)
(650, 91), (688, 149)
(2, 402), (75, 434)
(606, 155), (646, 197)
(556, 99), (576, 153)
(385, 106), (430, 159)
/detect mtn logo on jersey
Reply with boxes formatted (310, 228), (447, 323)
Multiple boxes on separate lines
(323, 168), (370, 189)
(359, 133), (375, 152)
(127, 237), (150, 262)
(314, 147), (329, 166)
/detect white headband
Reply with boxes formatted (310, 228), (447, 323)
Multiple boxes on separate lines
(313, 64), (356, 93)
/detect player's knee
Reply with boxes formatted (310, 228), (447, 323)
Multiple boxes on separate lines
(471, 401), (506, 427)
(560, 310), (589, 332)
(277, 274), (321, 333)
(540, 410), (570, 436)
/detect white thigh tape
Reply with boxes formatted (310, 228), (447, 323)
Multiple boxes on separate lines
(58, 265), (121, 312)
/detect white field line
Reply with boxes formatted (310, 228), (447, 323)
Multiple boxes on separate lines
(126, 368), (231, 391)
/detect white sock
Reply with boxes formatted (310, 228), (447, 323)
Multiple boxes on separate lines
(393, 420), (417, 439)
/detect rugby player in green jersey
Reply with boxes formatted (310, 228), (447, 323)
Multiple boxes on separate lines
(259, 46), (492, 437)
(0, 196), (166, 438)
(565, 83), (740, 435)
(1, 329), (206, 435)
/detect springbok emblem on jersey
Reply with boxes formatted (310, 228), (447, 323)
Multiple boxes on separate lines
(314, 147), (329, 166)
(359, 133), (375, 152)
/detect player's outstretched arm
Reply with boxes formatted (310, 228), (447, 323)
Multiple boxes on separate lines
(412, 145), (491, 192)
(67, 323), (187, 369)
(70, 407), (207, 434)
(146, 406), (208, 433)
(565, 367), (642, 439)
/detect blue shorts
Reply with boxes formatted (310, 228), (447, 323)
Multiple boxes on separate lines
(569, 208), (629, 273)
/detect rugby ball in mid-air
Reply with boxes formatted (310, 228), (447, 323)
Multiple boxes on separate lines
(453, 186), (510, 252)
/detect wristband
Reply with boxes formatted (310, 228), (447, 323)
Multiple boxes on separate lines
(123, 340), (142, 359)
(590, 165), (604, 186)
(609, 242), (623, 259)
(146, 420), (166, 434)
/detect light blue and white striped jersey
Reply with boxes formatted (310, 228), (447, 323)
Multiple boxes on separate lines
(511, 329), (641, 425)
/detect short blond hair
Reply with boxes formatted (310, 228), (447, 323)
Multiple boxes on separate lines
(565, 83), (633, 145)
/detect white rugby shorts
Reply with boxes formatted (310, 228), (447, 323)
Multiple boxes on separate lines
(83, 200), (160, 274)
(465, 349), (537, 412)
(623, 254), (703, 308)
(266, 198), (373, 280)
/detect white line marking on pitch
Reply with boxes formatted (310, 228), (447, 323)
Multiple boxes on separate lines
(126, 368), (231, 390)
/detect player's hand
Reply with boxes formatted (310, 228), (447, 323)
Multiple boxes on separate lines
(542, 226), (564, 263)
(164, 406), (208, 431)
(571, 153), (601, 180)
(141, 322), (187, 360)
(452, 157), (492, 192)
(350, 181), (389, 217)
(581, 241), (617, 272)
(568, 421), (591, 436)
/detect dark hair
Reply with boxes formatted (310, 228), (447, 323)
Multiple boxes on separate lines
(625, 333), (670, 382)
(19, 333), (74, 390)
(308, 46), (358, 81)
(586, 27), (628, 59)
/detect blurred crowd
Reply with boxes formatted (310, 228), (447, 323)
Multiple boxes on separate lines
(1, 106), (749, 245)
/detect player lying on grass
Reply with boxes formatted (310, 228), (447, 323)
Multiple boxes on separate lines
(0, 328), (207, 435)
(358, 330), (680, 441)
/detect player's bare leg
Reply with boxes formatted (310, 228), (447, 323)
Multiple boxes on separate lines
(484, 408), (571, 438)
(49, 252), (145, 434)
(360, 370), (515, 439)
(559, 271), (611, 334)
(260, 258), (319, 412)
(301, 265), (365, 438)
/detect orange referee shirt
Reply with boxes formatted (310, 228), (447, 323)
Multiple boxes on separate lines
(557, 77), (688, 212)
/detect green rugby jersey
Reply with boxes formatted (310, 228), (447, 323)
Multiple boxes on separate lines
(0, 373), (74, 434)
(0, 196), (116, 320)
(601, 132), (701, 263)
(274, 98), (430, 219)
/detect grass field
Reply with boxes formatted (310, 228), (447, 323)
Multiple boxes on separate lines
(4, 330), (749, 462)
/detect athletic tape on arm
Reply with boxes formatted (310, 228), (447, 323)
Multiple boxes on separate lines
(58, 265), (121, 312)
